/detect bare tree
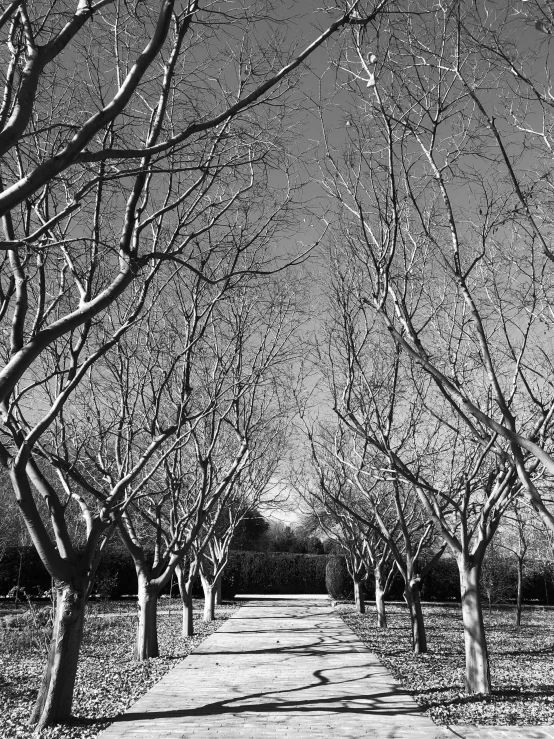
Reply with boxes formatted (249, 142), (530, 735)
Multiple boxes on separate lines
(23, 321), (188, 723)
(300, 474), (397, 619)
(0, 3), (392, 724)
(495, 498), (549, 627)
(120, 431), (248, 657)
(319, 0), (554, 536)
(310, 232), (522, 688)
(0, 0), (391, 726)
(307, 416), (445, 653)
(111, 279), (251, 659)
(313, 0), (554, 693)
(200, 441), (287, 620)
(303, 263), (447, 652)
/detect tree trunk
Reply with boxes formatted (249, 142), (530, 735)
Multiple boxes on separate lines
(375, 584), (387, 628)
(459, 559), (491, 694)
(216, 573), (222, 606)
(136, 573), (159, 660)
(354, 578), (365, 613)
(183, 586), (194, 636)
(403, 580), (427, 654)
(31, 583), (87, 730)
(201, 575), (215, 622)
(15, 548), (23, 607)
(177, 566), (195, 637)
(515, 557), (523, 628)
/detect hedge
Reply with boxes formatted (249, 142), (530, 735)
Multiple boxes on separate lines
(222, 551), (328, 596)
(325, 555), (352, 599)
(2, 545), (554, 603)
(0, 547), (330, 598)
(0, 545), (137, 598)
(0, 547), (52, 596)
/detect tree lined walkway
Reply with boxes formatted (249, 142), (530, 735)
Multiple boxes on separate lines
(99, 599), (444, 738)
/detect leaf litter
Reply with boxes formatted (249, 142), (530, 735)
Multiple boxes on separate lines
(339, 603), (554, 725)
(0, 599), (237, 738)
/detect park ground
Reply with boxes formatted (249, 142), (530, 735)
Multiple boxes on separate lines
(339, 603), (554, 725)
(0, 599), (553, 737)
(0, 599), (239, 738)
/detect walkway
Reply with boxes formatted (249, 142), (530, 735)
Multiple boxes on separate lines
(99, 598), (443, 738)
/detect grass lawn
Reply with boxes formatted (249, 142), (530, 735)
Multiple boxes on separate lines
(0, 598), (237, 738)
(338, 603), (554, 726)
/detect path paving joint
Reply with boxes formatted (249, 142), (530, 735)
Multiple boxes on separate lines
(98, 598), (553, 739)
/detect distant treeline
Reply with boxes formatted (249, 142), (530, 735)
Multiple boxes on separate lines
(2, 546), (554, 603)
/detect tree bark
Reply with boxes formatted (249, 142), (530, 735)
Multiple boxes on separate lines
(515, 557), (523, 628)
(183, 587), (194, 636)
(459, 559), (491, 694)
(30, 583), (87, 730)
(136, 572), (159, 660)
(403, 579), (427, 654)
(354, 578), (365, 613)
(176, 565), (195, 637)
(201, 575), (215, 622)
(375, 582), (387, 628)
(216, 573), (222, 606)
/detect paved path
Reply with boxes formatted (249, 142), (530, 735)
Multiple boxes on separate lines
(98, 599), (554, 739)
(99, 598), (443, 738)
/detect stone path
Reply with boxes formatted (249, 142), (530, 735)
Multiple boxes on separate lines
(98, 599), (554, 739)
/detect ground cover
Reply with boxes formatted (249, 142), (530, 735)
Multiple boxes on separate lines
(338, 603), (554, 725)
(0, 598), (237, 738)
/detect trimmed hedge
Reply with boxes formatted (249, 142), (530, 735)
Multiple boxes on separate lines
(3, 545), (554, 603)
(0, 547), (330, 598)
(0, 545), (137, 599)
(222, 551), (328, 596)
(325, 555), (351, 599)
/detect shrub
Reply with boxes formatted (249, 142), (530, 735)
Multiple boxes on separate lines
(0, 548), (51, 596)
(2, 605), (52, 629)
(94, 570), (120, 599)
(480, 550), (516, 608)
(325, 555), (351, 600)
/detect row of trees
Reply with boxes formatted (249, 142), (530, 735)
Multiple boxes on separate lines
(0, 0), (393, 729)
(295, 0), (554, 698)
(3, 0), (554, 728)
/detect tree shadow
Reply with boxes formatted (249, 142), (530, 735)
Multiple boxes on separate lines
(62, 604), (430, 733)
(104, 667), (426, 724)
(425, 685), (554, 709)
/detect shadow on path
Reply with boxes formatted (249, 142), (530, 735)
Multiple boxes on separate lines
(98, 600), (440, 738)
